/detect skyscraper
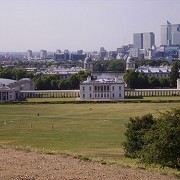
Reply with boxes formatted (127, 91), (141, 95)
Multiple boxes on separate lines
(161, 21), (180, 46)
(133, 33), (143, 49)
(27, 50), (33, 60)
(143, 32), (155, 50)
(40, 50), (47, 59)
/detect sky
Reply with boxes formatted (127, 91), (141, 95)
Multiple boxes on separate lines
(0, 0), (179, 52)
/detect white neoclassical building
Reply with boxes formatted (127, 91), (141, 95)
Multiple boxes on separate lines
(0, 78), (34, 102)
(80, 76), (125, 100)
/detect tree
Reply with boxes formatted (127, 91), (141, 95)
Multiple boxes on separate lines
(123, 114), (155, 158)
(137, 73), (148, 88)
(170, 62), (179, 87)
(123, 69), (138, 88)
(159, 77), (170, 88)
(123, 108), (180, 169)
(148, 76), (160, 88)
(140, 108), (180, 169)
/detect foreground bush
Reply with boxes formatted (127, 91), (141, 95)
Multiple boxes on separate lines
(123, 108), (180, 169)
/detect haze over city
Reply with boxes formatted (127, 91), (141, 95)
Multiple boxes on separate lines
(0, 0), (179, 52)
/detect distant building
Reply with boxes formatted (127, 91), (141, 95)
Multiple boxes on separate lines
(133, 32), (155, 50)
(143, 32), (155, 49)
(0, 78), (34, 102)
(80, 76), (125, 100)
(161, 21), (180, 46)
(136, 66), (180, 78)
(26, 50), (33, 60)
(130, 48), (139, 58)
(40, 50), (47, 60)
(133, 33), (143, 49)
(126, 56), (135, 70)
(84, 56), (93, 71)
(99, 47), (107, 59)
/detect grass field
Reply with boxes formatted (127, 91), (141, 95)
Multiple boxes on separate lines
(24, 96), (180, 103)
(0, 102), (179, 162)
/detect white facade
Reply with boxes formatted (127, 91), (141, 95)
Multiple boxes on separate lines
(80, 77), (125, 100)
(0, 78), (34, 102)
(177, 79), (180, 90)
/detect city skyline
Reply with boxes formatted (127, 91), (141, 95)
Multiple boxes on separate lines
(0, 0), (179, 52)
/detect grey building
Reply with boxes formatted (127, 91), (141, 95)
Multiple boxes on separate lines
(40, 50), (47, 60)
(26, 50), (33, 60)
(133, 33), (143, 49)
(161, 21), (180, 46)
(143, 32), (155, 50)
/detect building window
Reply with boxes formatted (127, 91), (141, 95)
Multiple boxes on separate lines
(10, 95), (12, 99)
(119, 93), (121, 97)
(98, 86), (100, 91)
(101, 86), (103, 91)
(104, 86), (106, 91)
(119, 86), (121, 91)
(107, 86), (109, 91)
(83, 86), (85, 91)
(112, 93), (114, 98)
(112, 86), (114, 91)
(101, 94), (103, 98)
(104, 94), (106, 98)
(83, 94), (85, 98)
(107, 93), (109, 98)
(89, 87), (91, 91)
(98, 94), (100, 98)
(95, 86), (97, 91)
(90, 94), (91, 98)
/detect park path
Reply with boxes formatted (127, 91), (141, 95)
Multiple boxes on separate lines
(0, 148), (178, 180)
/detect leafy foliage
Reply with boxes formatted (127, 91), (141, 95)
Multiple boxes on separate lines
(34, 70), (91, 90)
(124, 69), (170, 88)
(123, 114), (155, 158)
(0, 66), (90, 90)
(93, 60), (125, 72)
(170, 62), (179, 87)
(140, 108), (180, 169)
(123, 108), (180, 169)
(0, 67), (34, 80)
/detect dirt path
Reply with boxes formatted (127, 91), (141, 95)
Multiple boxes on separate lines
(0, 148), (178, 180)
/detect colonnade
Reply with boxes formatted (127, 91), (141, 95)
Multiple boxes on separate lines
(20, 89), (180, 99)
(20, 90), (80, 98)
(125, 89), (180, 97)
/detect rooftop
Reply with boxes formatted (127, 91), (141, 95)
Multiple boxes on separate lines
(82, 78), (124, 84)
(0, 78), (17, 86)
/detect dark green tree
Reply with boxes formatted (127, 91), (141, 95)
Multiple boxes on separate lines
(123, 69), (138, 88)
(140, 108), (180, 169)
(159, 77), (170, 88)
(148, 76), (160, 88)
(170, 62), (179, 87)
(123, 114), (155, 158)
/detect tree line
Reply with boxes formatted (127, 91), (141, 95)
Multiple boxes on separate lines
(0, 66), (90, 90)
(35, 70), (90, 90)
(93, 60), (126, 72)
(123, 108), (180, 169)
(124, 62), (179, 88)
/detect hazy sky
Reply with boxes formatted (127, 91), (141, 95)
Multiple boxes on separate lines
(0, 0), (179, 52)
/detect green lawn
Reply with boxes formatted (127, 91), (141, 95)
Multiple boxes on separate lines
(0, 103), (179, 159)
(25, 98), (78, 102)
(25, 96), (180, 103)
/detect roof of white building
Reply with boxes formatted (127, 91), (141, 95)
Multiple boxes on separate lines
(0, 78), (17, 86)
(82, 78), (124, 84)
(136, 66), (180, 74)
